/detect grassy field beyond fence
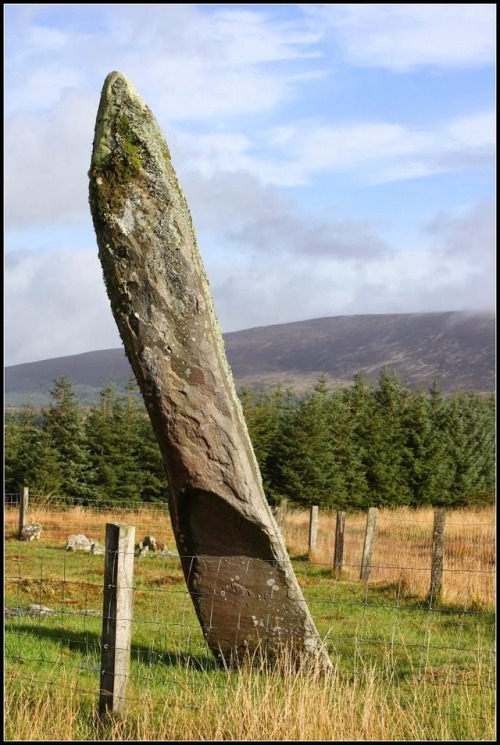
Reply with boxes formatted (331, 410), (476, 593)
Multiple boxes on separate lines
(4, 503), (496, 741)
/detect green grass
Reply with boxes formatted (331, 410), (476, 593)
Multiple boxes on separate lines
(4, 536), (495, 740)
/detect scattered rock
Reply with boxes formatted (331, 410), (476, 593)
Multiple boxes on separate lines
(4, 607), (21, 617)
(66, 534), (103, 553)
(5, 605), (101, 618)
(28, 604), (54, 616)
(20, 523), (42, 541)
(158, 547), (179, 558)
(139, 535), (157, 551)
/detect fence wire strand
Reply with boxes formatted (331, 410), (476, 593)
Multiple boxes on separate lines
(4, 501), (496, 724)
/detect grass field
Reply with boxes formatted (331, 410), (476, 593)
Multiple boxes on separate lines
(4, 504), (496, 740)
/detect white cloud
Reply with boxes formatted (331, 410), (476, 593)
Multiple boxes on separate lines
(175, 109), (494, 188)
(445, 111), (496, 149)
(3, 5), (495, 367)
(4, 89), (96, 228)
(3, 196), (494, 366)
(210, 243), (491, 335)
(426, 200), (496, 263)
(4, 248), (120, 365)
(307, 4), (496, 70)
(6, 4), (323, 120)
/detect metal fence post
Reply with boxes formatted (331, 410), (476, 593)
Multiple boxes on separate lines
(99, 522), (135, 714)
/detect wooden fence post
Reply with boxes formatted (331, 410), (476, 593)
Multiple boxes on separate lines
(333, 511), (346, 573)
(99, 522), (135, 714)
(18, 486), (29, 538)
(308, 506), (319, 559)
(360, 507), (378, 581)
(275, 499), (288, 533)
(428, 508), (446, 606)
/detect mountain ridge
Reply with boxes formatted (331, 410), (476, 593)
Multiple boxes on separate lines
(5, 311), (495, 406)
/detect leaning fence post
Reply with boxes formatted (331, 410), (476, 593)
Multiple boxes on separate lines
(333, 510), (346, 573)
(308, 506), (319, 560)
(428, 507), (446, 606)
(99, 522), (135, 714)
(360, 507), (378, 581)
(18, 486), (29, 538)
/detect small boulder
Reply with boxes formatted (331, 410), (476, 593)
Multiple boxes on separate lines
(142, 536), (157, 551)
(20, 523), (42, 541)
(66, 534), (93, 552)
(28, 604), (53, 616)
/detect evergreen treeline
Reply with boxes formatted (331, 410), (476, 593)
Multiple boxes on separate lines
(4, 372), (495, 510)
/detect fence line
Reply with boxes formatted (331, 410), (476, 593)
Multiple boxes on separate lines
(4, 500), (495, 724)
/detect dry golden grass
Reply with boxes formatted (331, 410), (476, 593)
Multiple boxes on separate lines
(5, 502), (495, 610)
(4, 651), (495, 741)
(284, 505), (495, 608)
(4, 503), (177, 551)
(4, 502), (495, 740)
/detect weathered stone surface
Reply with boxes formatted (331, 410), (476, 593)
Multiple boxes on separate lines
(88, 71), (331, 668)
(20, 523), (42, 541)
(66, 534), (104, 554)
(66, 533), (92, 551)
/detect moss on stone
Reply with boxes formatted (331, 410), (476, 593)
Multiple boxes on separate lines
(117, 113), (142, 176)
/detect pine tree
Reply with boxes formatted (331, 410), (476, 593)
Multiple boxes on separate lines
(239, 385), (290, 501)
(86, 379), (168, 506)
(371, 370), (412, 506)
(344, 372), (375, 509)
(277, 376), (340, 508)
(133, 411), (169, 503)
(406, 380), (454, 507)
(42, 376), (96, 502)
(328, 387), (366, 511)
(478, 392), (496, 500)
(5, 401), (64, 497)
(445, 390), (495, 507)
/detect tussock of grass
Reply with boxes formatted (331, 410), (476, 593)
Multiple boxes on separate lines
(5, 651), (495, 741)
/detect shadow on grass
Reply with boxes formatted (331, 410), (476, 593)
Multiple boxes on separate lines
(5, 621), (216, 671)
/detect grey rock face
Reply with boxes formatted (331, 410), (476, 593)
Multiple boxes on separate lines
(88, 71), (331, 668)
(66, 534), (103, 553)
(66, 534), (92, 551)
(20, 524), (42, 541)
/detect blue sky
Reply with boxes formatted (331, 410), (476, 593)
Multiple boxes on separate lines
(4, 4), (496, 366)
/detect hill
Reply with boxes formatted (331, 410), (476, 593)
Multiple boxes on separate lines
(4, 311), (495, 407)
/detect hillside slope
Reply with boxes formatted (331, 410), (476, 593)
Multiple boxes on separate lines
(5, 311), (495, 406)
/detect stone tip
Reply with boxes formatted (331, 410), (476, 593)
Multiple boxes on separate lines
(104, 70), (128, 85)
(101, 70), (140, 100)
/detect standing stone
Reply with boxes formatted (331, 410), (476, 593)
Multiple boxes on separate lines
(88, 71), (330, 669)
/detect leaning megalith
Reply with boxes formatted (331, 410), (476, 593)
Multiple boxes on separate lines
(88, 71), (330, 669)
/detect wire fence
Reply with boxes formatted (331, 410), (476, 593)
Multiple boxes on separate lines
(4, 497), (496, 729)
